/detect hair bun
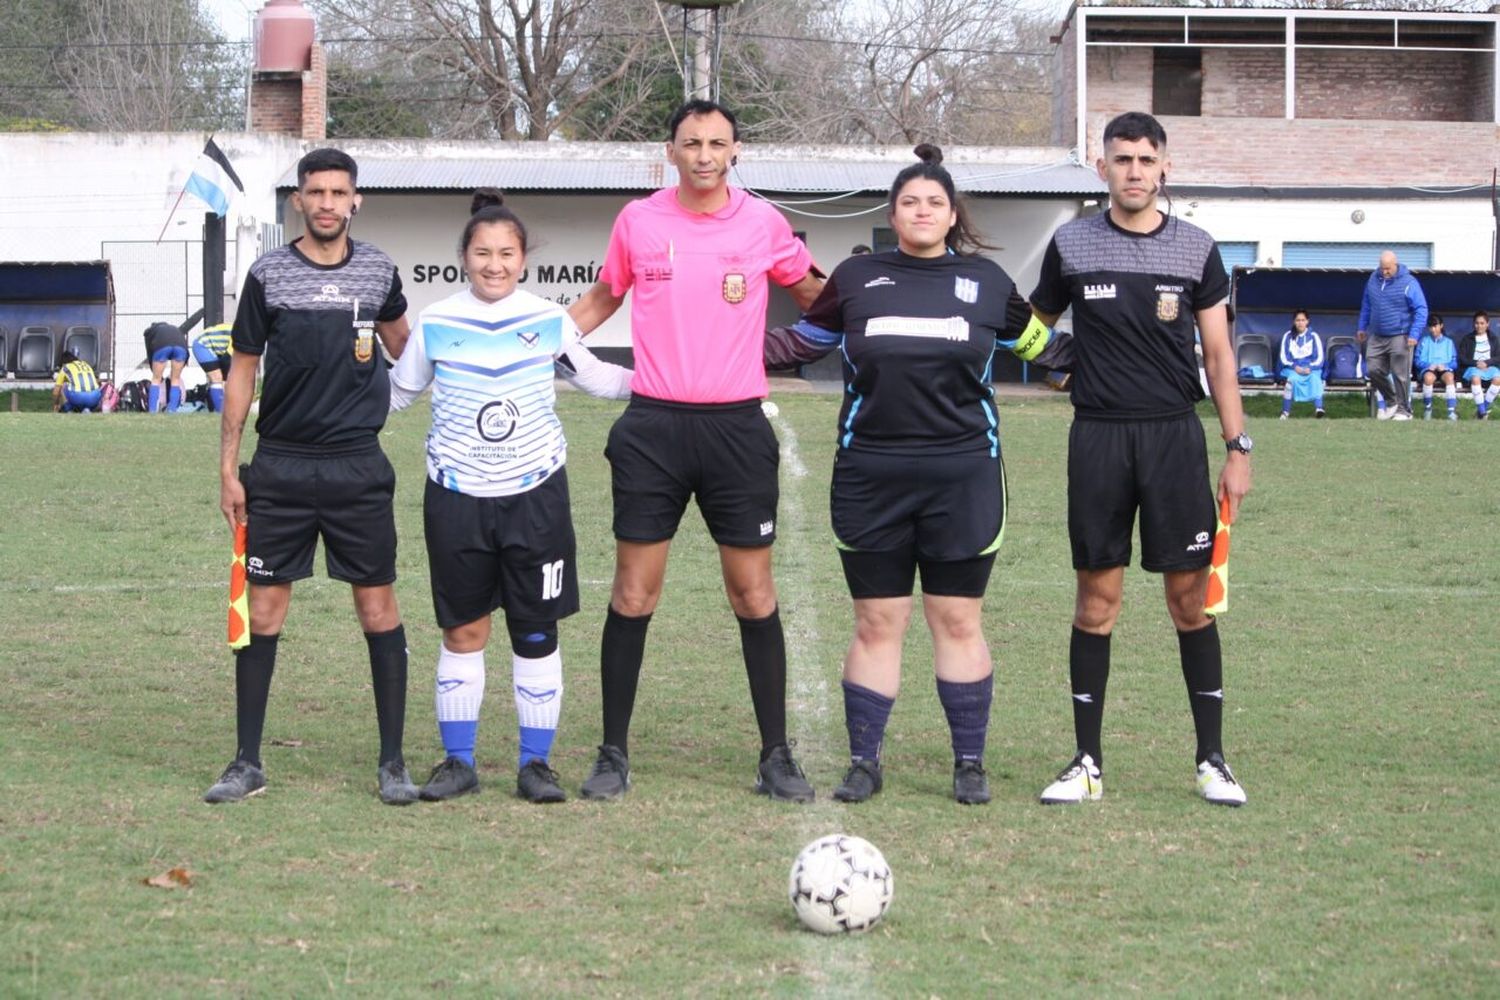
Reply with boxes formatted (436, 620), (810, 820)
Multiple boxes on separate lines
(470, 187), (505, 214)
(913, 143), (943, 166)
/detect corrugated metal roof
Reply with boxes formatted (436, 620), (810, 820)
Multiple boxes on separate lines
(276, 146), (1105, 197)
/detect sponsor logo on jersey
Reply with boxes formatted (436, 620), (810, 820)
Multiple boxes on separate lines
(1157, 291), (1180, 321)
(866, 315), (970, 342)
(1083, 283), (1116, 300)
(477, 398), (521, 442)
(1186, 530), (1212, 552)
(954, 276), (979, 303)
(313, 282), (352, 305)
(436, 678), (464, 694)
(643, 265), (673, 282)
(723, 272), (747, 304)
(864, 276), (896, 289)
(518, 330), (540, 349)
(759, 520), (774, 536)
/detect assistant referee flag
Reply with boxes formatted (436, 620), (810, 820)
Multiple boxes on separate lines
(185, 138), (244, 218)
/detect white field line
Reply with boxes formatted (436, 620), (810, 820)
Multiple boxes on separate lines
(773, 411), (876, 994)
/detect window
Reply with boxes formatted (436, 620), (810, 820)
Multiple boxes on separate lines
(871, 228), (898, 254)
(1218, 241), (1258, 275)
(1153, 48), (1202, 117)
(1281, 242), (1432, 269)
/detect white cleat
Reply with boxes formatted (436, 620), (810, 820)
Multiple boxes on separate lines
(1391, 410), (1413, 421)
(1196, 752), (1247, 807)
(1040, 752), (1102, 804)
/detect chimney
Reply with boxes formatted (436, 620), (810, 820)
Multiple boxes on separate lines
(248, 0), (326, 140)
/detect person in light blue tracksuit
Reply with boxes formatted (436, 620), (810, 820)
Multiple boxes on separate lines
(1414, 315), (1459, 421)
(1356, 251), (1428, 420)
(1277, 309), (1325, 419)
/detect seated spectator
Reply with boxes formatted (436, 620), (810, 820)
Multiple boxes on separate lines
(53, 349), (102, 413)
(1415, 315), (1459, 421)
(1457, 309), (1499, 421)
(143, 320), (188, 413)
(191, 322), (233, 413)
(1277, 309), (1325, 419)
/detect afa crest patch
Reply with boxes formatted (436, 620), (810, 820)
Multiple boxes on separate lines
(723, 272), (747, 304)
(1156, 291), (1180, 322)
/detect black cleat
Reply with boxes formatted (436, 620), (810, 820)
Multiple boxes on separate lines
(419, 756), (480, 801)
(378, 758), (420, 805)
(516, 759), (567, 804)
(755, 743), (815, 803)
(832, 758), (883, 803)
(579, 744), (631, 800)
(203, 759), (266, 804)
(953, 760), (991, 805)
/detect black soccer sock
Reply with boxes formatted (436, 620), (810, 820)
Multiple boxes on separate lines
(937, 673), (994, 764)
(601, 605), (652, 757)
(1070, 626), (1110, 767)
(365, 625), (409, 766)
(738, 607), (789, 757)
(1178, 620), (1224, 765)
(234, 632), (279, 767)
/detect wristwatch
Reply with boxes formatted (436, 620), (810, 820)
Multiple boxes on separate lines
(1225, 432), (1253, 455)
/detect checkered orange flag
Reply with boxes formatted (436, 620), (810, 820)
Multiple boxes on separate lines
(228, 522), (250, 649)
(1204, 496), (1232, 617)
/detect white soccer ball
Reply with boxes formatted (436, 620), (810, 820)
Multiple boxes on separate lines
(788, 834), (894, 934)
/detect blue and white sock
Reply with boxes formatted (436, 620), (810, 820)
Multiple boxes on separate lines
(147, 383), (161, 413)
(513, 649), (562, 766)
(1445, 385), (1457, 414)
(435, 645), (485, 765)
(1281, 384), (1293, 416)
(1422, 386), (1434, 409)
(166, 386), (182, 412)
(209, 385), (224, 412)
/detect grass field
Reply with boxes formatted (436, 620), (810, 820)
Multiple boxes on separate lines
(2, 383), (1495, 997)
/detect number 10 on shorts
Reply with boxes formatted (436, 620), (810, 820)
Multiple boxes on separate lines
(541, 560), (566, 600)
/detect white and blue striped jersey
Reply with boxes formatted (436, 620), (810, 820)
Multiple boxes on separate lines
(393, 288), (583, 498)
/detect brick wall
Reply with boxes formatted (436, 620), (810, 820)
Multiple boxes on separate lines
(1203, 48), (1284, 118)
(249, 74), (303, 135)
(1295, 49), (1483, 122)
(1086, 46), (1153, 120)
(1084, 113), (1500, 186)
(301, 42), (327, 141)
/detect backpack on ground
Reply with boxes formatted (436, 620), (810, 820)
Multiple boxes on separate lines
(117, 379), (151, 412)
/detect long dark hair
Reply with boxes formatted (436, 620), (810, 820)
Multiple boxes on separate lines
(460, 187), (529, 256)
(887, 144), (993, 255)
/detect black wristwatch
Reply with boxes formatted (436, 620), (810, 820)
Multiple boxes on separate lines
(1225, 432), (1253, 455)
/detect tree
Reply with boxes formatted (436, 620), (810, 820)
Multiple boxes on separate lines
(0, 0), (243, 132)
(313, 0), (668, 140)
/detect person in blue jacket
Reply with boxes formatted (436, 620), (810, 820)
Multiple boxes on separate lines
(1356, 250), (1427, 421)
(1277, 309), (1325, 419)
(1415, 315), (1459, 421)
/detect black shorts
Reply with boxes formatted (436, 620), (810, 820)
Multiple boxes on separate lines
(1067, 415), (1215, 573)
(832, 448), (1005, 599)
(605, 395), (779, 547)
(243, 440), (398, 586)
(423, 471), (580, 629)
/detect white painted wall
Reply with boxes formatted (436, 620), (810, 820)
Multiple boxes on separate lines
(1180, 197), (1496, 270)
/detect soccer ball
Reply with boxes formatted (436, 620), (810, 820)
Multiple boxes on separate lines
(788, 834), (894, 934)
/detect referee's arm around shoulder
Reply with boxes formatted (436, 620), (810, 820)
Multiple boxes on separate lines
(569, 281), (626, 336)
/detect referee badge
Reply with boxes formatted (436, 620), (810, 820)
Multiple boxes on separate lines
(722, 272), (747, 304)
(1156, 291), (1180, 322)
(954, 276), (978, 304)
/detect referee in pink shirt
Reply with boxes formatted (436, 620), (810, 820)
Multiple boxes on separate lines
(569, 100), (825, 802)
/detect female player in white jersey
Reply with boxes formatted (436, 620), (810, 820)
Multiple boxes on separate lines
(767, 145), (1066, 804)
(390, 189), (632, 802)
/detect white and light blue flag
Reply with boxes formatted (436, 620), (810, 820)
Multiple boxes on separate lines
(184, 138), (244, 217)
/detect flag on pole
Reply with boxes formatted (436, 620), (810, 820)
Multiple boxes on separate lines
(185, 138), (245, 218)
(228, 522), (250, 649)
(1203, 497), (1232, 617)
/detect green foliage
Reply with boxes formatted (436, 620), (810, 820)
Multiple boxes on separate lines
(325, 69), (434, 140)
(1, 389), (1495, 994)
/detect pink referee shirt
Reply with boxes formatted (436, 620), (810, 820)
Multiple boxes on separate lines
(600, 186), (813, 403)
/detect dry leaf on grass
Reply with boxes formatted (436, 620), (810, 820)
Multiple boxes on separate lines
(143, 867), (194, 889)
